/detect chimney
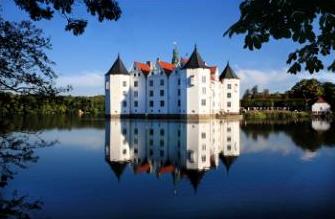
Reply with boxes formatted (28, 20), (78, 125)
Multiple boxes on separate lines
(146, 61), (153, 70)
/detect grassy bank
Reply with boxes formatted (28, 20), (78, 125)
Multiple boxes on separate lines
(243, 110), (311, 120)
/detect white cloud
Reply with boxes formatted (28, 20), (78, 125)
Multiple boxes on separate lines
(235, 67), (335, 96)
(57, 71), (104, 96)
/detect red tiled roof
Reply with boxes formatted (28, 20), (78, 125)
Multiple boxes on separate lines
(134, 62), (151, 74)
(316, 97), (327, 103)
(158, 61), (175, 75)
(208, 66), (217, 80)
(158, 164), (175, 174)
(209, 66), (217, 74)
(135, 162), (150, 174)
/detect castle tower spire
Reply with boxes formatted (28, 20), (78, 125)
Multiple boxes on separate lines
(171, 42), (180, 65)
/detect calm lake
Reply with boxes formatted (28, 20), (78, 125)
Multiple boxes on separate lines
(1, 116), (335, 219)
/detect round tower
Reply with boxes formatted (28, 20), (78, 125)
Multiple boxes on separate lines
(105, 55), (130, 117)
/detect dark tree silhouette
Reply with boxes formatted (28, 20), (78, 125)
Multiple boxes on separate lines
(0, 120), (56, 219)
(0, 18), (71, 95)
(225, 0), (335, 74)
(1, 0), (122, 95)
(12, 0), (122, 35)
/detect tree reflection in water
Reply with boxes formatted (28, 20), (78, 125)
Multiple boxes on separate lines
(241, 119), (335, 152)
(0, 120), (56, 219)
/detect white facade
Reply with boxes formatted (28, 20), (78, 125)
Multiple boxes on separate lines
(105, 119), (241, 188)
(312, 98), (331, 114)
(105, 47), (240, 117)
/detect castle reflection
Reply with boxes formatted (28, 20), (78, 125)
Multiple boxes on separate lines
(105, 119), (240, 190)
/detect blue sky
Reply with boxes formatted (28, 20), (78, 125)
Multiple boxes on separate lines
(2, 0), (335, 96)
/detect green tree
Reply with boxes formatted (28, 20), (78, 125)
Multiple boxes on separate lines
(242, 89), (251, 99)
(322, 82), (335, 110)
(251, 85), (258, 97)
(1, 1), (122, 96)
(289, 79), (324, 108)
(225, 0), (335, 74)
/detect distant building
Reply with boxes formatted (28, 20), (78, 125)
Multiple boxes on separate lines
(105, 46), (240, 118)
(312, 97), (331, 115)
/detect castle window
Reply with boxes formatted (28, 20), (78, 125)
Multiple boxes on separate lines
(160, 139), (164, 146)
(134, 73), (136, 77)
(227, 93), (231, 98)
(178, 79), (181, 85)
(134, 81), (138, 87)
(134, 128), (138, 135)
(122, 101), (127, 107)
(134, 91), (138, 97)
(123, 81), (127, 87)
(149, 80), (153, 86)
(160, 129), (164, 136)
(227, 102), (231, 107)
(177, 129), (180, 137)
(227, 137), (231, 142)
(160, 150), (164, 157)
(160, 79), (164, 86)
(123, 149), (127, 155)
(188, 150), (195, 163)
(202, 87), (206, 94)
(134, 148), (138, 154)
(149, 139), (153, 146)
(202, 144), (206, 151)
(201, 99), (206, 106)
(201, 132), (206, 139)
(178, 89), (181, 96)
(134, 138), (138, 144)
(227, 145), (232, 151)
(227, 84), (232, 89)
(122, 129), (127, 135)
(201, 155), (206, 162)
(160, 100), (165, 107)
(227, 127), (231, 132)
(160, 90), (164, 96)
(188, 76), (195, 86)
(178, 100), (181, 106)
(202, 76), (206, 83)
(149, 149), (153, 156)
(134, 101), (138, 107)
(149, 101), (154, 107)
(149, 90), (154, 97)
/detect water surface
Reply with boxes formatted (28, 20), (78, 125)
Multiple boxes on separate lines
(1, 117), (335, 219)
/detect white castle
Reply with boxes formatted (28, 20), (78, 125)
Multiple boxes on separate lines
(105, 46), (240, 118)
